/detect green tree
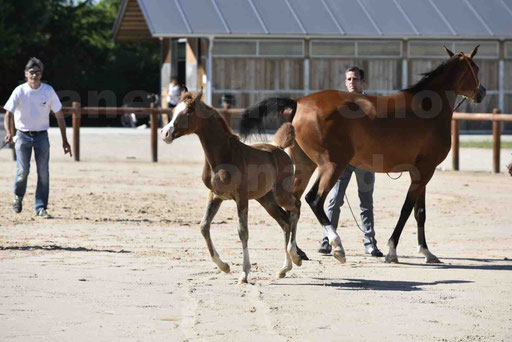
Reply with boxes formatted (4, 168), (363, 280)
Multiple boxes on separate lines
(1, 0), (160, 124)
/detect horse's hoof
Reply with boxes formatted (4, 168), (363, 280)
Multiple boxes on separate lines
(238, 277), (248, 284)
(288, 246), (303, 266)
(219, 263), (230, 273)
(296, 247), (309, 261)
(290, 253), (302, 267)
(333, 249), (346, 264)
(276, 271), (287, 278)
(385, 254), (399, 263)
(426, 256), (441, 264)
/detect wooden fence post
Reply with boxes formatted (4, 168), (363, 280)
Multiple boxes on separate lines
(492, 108), (501, 173)
(451, 119), (460, 171)
(72, 102), (81, 162)
(150, 103), (158, 162)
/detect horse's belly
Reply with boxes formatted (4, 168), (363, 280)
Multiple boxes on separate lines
(246, 170), (276, 199)
(351, 149), (419, 172)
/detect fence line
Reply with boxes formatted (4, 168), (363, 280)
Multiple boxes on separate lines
(60, 102), (241, 162)
(1, 105), (511, 172)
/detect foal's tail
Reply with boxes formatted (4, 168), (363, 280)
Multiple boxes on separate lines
(239, 97), (297, 138)
(273, 123), (295, 149)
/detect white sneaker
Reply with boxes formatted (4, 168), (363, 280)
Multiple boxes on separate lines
(36, 209), (51, 219)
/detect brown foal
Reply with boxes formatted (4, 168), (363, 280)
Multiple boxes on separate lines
(161, 91), (302, 283)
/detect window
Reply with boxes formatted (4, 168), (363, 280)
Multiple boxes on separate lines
(505, 42), (512, 59)
(408, 40), (499, 59)
(259, 40), (304, 57)
(310, 40), (401, 58)
(213, 40), (303, 57)
(408, 41), (452, 58)
(357, 41), (401, 57)
(311, 41), (355, 57)
(213, 40), (257, 56)
(454, 42), (498, 58)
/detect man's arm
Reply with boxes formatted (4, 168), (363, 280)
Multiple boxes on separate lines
(53, 110), (72, 156)
(4, 111), (13, 143)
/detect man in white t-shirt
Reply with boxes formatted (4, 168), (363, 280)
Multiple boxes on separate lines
(167, 78), (181, 108)
(3, 57), (71, 218)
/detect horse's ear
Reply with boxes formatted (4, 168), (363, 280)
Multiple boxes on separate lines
(195, 88), (203, 103)
(469, 45), (480, 59)
(444, 45), (455, 58)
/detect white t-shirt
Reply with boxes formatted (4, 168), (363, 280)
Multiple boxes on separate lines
(167, 84), (181, 106)
(3, 83), (62, 132)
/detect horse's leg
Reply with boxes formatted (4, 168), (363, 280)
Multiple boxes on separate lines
(386, 167), (435, 263)
(415, 188), (441, 263)
(287, 201), (301, 267)
(235, 193), (250, 284)
(200, 191), (230, 273)
(256, 192), (296, 279)
(305, 163), (348, 263)
(287, 144), (317, 260)
(288, 144), (317, 200)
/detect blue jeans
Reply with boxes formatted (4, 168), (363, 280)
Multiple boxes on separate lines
(322, 165), (376, 246)
(14, 131), (50, 212)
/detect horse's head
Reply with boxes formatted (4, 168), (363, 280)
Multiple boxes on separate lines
(445, 45), (486, 103)
(161, 89), (203, 143)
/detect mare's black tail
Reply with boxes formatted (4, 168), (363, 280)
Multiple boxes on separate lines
(239, 97), (297, 139)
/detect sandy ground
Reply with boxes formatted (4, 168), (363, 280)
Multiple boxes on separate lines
(1, 128), (511, 341)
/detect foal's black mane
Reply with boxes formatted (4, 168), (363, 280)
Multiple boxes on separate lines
(402, 59), (451, 93)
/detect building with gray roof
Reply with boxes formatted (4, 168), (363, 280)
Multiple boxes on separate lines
(113, 0), (512, 129)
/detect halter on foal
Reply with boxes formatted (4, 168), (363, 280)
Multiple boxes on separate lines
(161, 91), (302, 283)
(240, 46), (485, 264)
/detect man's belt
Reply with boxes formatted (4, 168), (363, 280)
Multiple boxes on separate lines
(20, 130), (46, 136)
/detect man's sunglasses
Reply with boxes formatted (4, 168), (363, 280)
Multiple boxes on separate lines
(28, 70), (42, 76)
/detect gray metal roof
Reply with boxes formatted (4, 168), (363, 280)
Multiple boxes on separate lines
(122, 0), (512, 39)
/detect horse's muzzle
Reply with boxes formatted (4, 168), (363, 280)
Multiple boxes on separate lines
(476, 85), (486, 103)
(160, 127), (174, 144)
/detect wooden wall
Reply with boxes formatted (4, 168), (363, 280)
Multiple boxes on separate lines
(210, 40), (511, 132)
(212, 58), (304, 108)
(213, 57), (403, 107)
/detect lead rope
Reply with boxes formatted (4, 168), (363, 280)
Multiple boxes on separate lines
(344, 193), (366, 234)
(454, 96), (467, 112)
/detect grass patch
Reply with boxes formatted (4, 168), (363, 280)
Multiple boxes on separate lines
(460, 141), (512, 149)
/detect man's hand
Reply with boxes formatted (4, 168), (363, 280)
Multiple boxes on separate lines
(507, 161), (512, 177)
(4, 133), (12, 144)
(63, 140), (72, 157)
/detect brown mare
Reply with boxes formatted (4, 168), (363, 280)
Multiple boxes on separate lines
(240, 46), (486, 264)
(160, 91), (302, 283)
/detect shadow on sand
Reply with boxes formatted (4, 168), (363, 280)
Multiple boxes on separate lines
(274, 278), (473, 291)
(0, 245), (130, 254)
(387, 255), (512, 271)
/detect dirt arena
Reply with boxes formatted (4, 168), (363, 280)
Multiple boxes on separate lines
(1, 128), (511, 341)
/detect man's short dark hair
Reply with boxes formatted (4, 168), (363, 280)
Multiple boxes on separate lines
(346, 66), (364, 80)
(25, 57), (44, 72)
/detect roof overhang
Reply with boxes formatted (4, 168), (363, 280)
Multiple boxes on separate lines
(113, 0), (153, 42)
(113, 0), (512, 43)
(152, 34), (510, 41)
